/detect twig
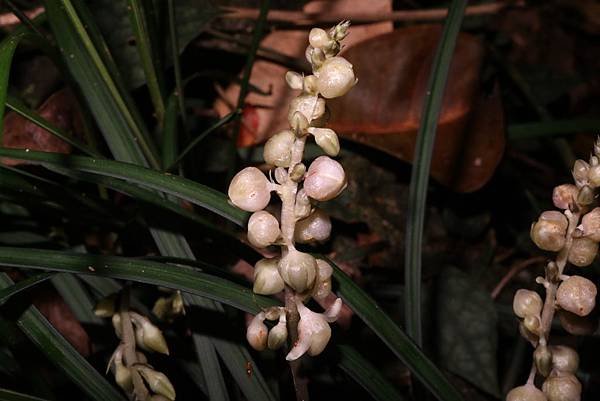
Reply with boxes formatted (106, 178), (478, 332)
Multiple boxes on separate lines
(491, 256), (546, 299)
(222, 1), (521, 25)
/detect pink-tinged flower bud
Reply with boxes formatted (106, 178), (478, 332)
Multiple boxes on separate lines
(295, 209), (332, 243)
(228, 167), (271, 212)
(553, 184), (578, 209)
(264, 130), (295, 167)
(278, 250), (317, 293)
(137, 366), (176, 401)
(506, 384), (547, 401)
(294, 189), (312, 220)
(304, 156), (346, 201)
(247, 211), (280, 248)
(581, 208), (600, 241)
(530, 211), (568, 252)
(549, 345), (579, 374)
(309, 28), (330, 49)
(246, 312), (268, 351)
(315, 57), (357, 99)
(313, 259), (334, 300)
(588, 164), (600, 187)
(308, 127), (340, 157)
(289, 95), (326, 125)
(573, 159), (590, 186)
(513, 289), (543, 318)
(542, 373), (581, 401)
(253, 258), (285, 295)
(556, 275), (597, 317)
(558, 310), (597, 335)
(567, 237), (598, 267)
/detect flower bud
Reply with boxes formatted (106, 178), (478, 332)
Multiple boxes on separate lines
(330, 20), (350, 41)
(573, 159), (590, 186)
(535, 344), (553, 377)
(309, 28), (330, 49)
(311, 47), (326, 67)
(542, 373), (581, 401)
(530, 211), (568, 252)
(285, 71), (303, 90)
(308, 127), (340, 156)
(286, 301), (332, 360)
(513, 289), (543, 318)
(94, 293), (117, 317)
(137, 366), (176, 401)
(153, 292), (185, 322)
(295, 209), (332, 243)
(577, 185), (594, 205)
(247, 211), (280, 248)
(264, 130), (295, 167)
(132, 317), (169, 355)
(313, 259), (334, 300)
(549, 345), (579, 374)
(553, 184), (578, 210)
(228, 167), (272, 212)
(274, 167), (287, 184)
(305, 45), (314, 64)
(294, 189), (312, 220)
(110, 347), (133, 393)
(278, 250), (317, 293)
(524, 315), (541, 336)
(290, 111), (309, 133)
(289, 95), (326, 125)
(112, 313), (123, 338)
(268, 316), (288, 350)
(315, 56), (356, 99)
(290, 163), (306, 182)
(556, 275), (597, 317)
(304, 156), (346, 201)
(246, 312), (268, 351)
(580, 208), (600, 241)
(588, 164), (600, 187)
(567, 237), (598, 267)
(253, 258), (285, 295)
(558, 310), (597, 335)
(303, 75), (318, 94)
(519, 321), (539, 344)
(506, 384), (547, 401)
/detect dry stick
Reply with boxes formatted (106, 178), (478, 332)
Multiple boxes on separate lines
(491, 256), (547, 300)
(222, 1), (520, 25)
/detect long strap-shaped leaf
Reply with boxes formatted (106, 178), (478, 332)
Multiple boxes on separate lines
(0, 388), (50, 401)
(0, 273), (54, 305)
(0, 273), (125, 401)
(404, 0), (467, 347)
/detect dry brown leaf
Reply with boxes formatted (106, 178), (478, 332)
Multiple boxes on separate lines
(2, 88), (83, 166)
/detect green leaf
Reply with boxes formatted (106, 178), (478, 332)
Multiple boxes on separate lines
(0, 148), (248, 226)
(437, 267), (499, 396)
(329, 258), (465, 401)
(0, 273), (125, 401)
(404, 0), (468, 347)
(0, 273), (54, 305)
(0, 388), (50, 401)
(337, 345), (406, 401)
(508, 119), (600, 140)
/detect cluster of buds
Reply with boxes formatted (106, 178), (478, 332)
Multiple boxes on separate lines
(95, 294), (176, 400)
(507, 141), (600, 401)
(228, 22), (356, 360)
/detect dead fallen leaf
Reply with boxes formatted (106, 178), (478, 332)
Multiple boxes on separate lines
(2, 88), (83, 166)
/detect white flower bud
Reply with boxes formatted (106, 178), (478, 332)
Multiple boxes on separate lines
(268, 316), (288, 350)
(304, 156), (346, 201)
(330, 20), (350, 41)
(137, 366), (176, 401)
(549, 345), (579, 374)
(253, 258), (285, 295)
(315, 56), (356, 99)
(303, 75), (318, 94)
(228, 167), (272, 212)
(553, 184), (578, 210)
(311, 47), (326, 68)
(308, 127), (340, 156)
(290, 163), (306, 182)
(573, 159), (590, 186)
(542, 373), (581, 401)
(290, 111), (309, 133)
(278, 250), (317, 293)
(285, 71), (303, 90)
(577, 185), (594, 205)
(110, 347), (133, 393)
(289, 95), (326, 125)
(305, 45), (314, 63)
(274, 167), (287, 184)
(556, 275), (597, 317)
(588, 164), (600, 187)
(294, 209), (332, 243)
(294, 189), (312, 220)
(131, 314), (169, 355)
(264, 130), (295, 167)
(309, 28), (330, 49)
(506, 384), (547, 401)
(513, 289), (543, 318)
(246, 312), (268, 351)
(247, 211), (280, 248)
(530, 211), (568, 252)
(581, 208), (600, 241)
(313, 259), (334, 300)
(568, 237), (598, 267)
(534, 345), (553, 377)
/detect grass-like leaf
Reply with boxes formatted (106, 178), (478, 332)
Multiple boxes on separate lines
(404, 0), (468, 347)
(0, 388), (50, 401)
(0, 273), (54, 305)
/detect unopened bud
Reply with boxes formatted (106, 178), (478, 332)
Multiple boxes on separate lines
(247, 211), (280, 248)
(304, 156), (347, 201)
(133, 317), (169, 355)
(573, 159), (590, 186)
(289, 95), (326, 125)
(290, 111), (309, 133)
(588, 164), (600, 187)
(228, 167), (272, 212)
(308, 127), (340, 156)
(506, 384), (547, 401)
(330, 20), (350, 41)
(580, 207), (600, 241)
(315, 56), (357, 99)
(112, 313), (123, 338)
(577, 185), (594, 205)
(567, 237), (598, 267)
(513, 289), (543, 318)
(253, 258), (285, 295)
(264, 130), (295, 167)
(553, 184), (578, 210)
(313, 259), (334, 300)
(309, 28), (330, 49)
(294, 189), (312, 220)
(94, 293), (117, 317)
(535, 345), (553, 377)
(303, 75), (318, 94)
(137, 366), (176, 401)
(311, 47), (326, 67)
(290, 163), (306, 182)
(549, 345), (579, 374)
(295, 209), (332, 243)
(285, 71), (303, 90)
(556, 275), (597, 317)
(268, 316), (288, 350)
(519, 321), (539, 344)
(530, 211), (568, 252)
(524, 315), (541, 335)
(542, 373), (581, 401)
(246, 312), (268, 351)
(278, 250), (317, 293)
